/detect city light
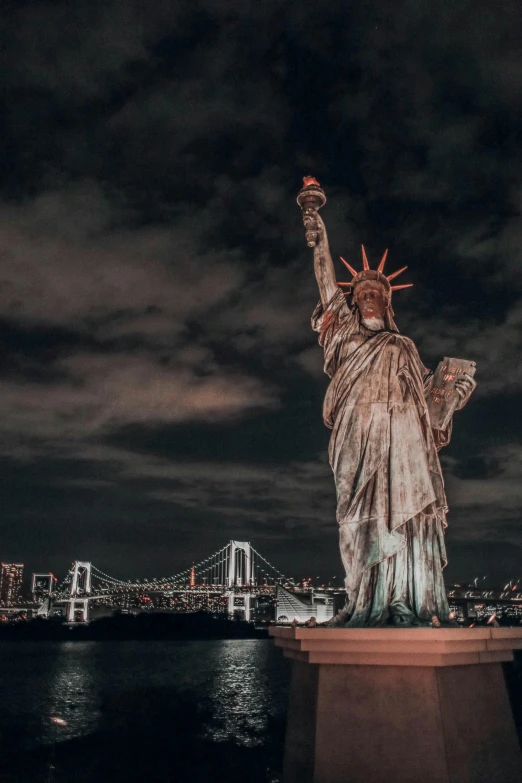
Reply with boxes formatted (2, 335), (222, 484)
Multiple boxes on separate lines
(0, 543), (522, 627)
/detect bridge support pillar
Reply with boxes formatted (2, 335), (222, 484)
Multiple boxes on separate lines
(226, 591), (253, 621)
(270, 627), (522, 783)
(227, 591), (235, 616)
(66, 598), (89, 623)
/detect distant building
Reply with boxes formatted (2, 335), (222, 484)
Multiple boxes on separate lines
(0, 563), (24, 605)
(276, 585), (334, 624)
(31, 573), (56, 602)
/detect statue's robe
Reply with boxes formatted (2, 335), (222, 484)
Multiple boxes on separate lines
(312, 289), (451, 626)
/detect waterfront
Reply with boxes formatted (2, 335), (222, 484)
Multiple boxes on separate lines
(3, 637), (522, 782)
(0, 639), (290, 782)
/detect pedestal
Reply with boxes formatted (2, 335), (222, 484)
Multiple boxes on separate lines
(270, 626), (522, 783)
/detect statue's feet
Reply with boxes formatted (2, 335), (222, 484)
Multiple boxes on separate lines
(391, 614), (422, 628)
(326, 610), (350, 627)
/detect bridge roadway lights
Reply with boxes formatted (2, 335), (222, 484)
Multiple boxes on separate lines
(270, 626), (522, 783)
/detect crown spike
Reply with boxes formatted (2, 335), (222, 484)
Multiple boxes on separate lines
(387, 265), (408, 282)
(361, 245), (370, 270)
(391, 283), (413, 291)
(377, 249), (388, 273)
(340, 256), (358, 277)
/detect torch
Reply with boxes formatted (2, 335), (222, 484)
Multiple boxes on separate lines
(296, 176), (327, 247)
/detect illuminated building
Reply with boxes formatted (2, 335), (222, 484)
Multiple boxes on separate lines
(31, 573), (56, 602)
(0, 563), (24, 605)
(276, 585), (334, 624)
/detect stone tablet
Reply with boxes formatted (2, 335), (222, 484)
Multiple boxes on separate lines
(426, 356), (477, 430)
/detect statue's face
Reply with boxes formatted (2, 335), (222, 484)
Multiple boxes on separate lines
(354, 282), (387, 319)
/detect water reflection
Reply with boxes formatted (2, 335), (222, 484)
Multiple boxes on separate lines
(42, 642), (99, 745)
(206, 640), (281, 746)
(0, 639), (290, 753)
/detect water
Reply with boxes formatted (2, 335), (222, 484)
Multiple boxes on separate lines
(0, 640), (291, 782)
(6, 640), (521, 782)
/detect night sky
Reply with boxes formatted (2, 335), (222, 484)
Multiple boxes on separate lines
(2, 1), (521, 586)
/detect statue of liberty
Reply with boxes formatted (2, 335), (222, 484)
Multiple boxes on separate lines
(299, 179), (476, 627)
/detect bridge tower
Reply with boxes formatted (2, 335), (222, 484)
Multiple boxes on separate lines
(226, 541), (254, 621)
(227, 541), (253, 587)
(70, 561), (92, 595)
(66, 561), (92, 622)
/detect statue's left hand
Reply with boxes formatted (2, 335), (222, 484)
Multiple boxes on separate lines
(455, 373), (476, 410)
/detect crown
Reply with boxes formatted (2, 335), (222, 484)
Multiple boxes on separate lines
(337, 246), (412, 297)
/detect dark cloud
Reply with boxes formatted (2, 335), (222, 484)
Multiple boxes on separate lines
(1, 0), (521, 583)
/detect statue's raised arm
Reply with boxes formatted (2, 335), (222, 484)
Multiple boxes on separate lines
(310, 212), (338, 306)
(297, 177), (338, 306)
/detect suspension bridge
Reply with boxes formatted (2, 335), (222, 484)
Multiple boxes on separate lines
(43, 541), (294, 622)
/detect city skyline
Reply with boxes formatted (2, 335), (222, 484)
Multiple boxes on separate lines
(3, 550), (522, 631)
(2, 542), (327, 592)
(1, 546), (521, 595)
(2, 2), (522, 585)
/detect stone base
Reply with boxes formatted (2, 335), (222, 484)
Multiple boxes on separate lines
(270, 627), (522, 783)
